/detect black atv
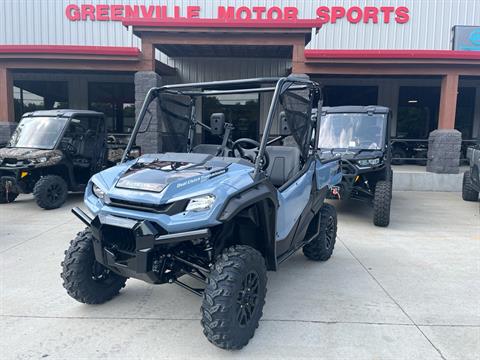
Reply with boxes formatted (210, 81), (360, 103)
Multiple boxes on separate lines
(317, 106), (393, 227)
(0, 110), (133, 209)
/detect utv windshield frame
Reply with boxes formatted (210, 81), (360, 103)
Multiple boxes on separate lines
(7, 116), (71, 150)
(318, 106), (391, 153)
(123, 76), (321, 178)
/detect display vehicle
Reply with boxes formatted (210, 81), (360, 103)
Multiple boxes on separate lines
(61, 76), (342, 349)
(318, 106), (393, 227)
(0, 110), (131, 209)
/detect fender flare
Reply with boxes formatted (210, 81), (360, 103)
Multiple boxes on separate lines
(217, 180), (278, 270)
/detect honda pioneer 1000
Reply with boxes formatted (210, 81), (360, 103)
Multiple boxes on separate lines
(0, 110), (129, 209)
(61, 76), (342, 350)
(318, 106), (393, 227)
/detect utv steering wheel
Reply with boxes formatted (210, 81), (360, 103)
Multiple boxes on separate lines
(61, 141), (77, 155)
(232, 138), (270, 170)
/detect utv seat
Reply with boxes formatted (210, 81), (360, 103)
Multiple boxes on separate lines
(265, 146), (301, 187)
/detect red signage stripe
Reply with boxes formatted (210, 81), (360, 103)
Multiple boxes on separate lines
(122, 18), (322, 28)
(304, 49), (480, 60)
(0, 45), (140, 56)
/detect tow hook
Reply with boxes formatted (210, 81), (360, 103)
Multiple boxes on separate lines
(5, 180), (14, 198)
(331, 186), (341, 199)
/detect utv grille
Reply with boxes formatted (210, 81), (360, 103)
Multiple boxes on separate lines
(107, 197), (188, 215)
(102, 225), (136, 254)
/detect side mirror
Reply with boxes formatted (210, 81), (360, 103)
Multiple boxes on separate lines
(210, 113), (225, 135)
(128, 146), (141, 159)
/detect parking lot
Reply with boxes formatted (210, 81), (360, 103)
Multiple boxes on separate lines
(0, 191), (479, 359)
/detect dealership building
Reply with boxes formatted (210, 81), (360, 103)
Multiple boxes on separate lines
(0, 0), (479, 174)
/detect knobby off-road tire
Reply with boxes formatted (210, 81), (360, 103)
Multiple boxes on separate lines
(303, 203), (337, 261)
(61, 229), (127, 304)
(462, 171), (479, 202)
(201, 245), (267, 350)
(0, 178), (18, 203)
(373, 180), (392, 227)
(33, 175), (68, 209)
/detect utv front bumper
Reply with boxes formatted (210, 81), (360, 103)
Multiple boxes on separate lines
(72, 207), (211, 283)
(0, 167), (31, 193)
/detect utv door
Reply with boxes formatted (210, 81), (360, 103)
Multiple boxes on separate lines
(63, 115), (106, 185)
(274, 163), (316, 256)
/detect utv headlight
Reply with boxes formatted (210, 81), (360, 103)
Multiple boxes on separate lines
(185, 194), (215, 212)
(92, 183), (106, 200)
(30, 154), (62, 166)
(357, 158), (381, 167)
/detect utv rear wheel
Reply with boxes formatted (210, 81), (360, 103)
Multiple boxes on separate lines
(391, 148), (406, 165)
(201, 245), (267, 350)
(373, 180), (392, 227)
(0, 178), (18, 203)
(33, 175), (68, 209)
(61, 229), (127, 304)
(462, 171), (479, 201)
(303, 203), (337, 261)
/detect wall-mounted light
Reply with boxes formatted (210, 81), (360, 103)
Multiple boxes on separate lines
(408, 99), (418, 104)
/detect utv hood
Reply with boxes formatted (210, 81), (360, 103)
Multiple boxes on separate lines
(115, 153), (228, 193)
(0, 147), (61, 160)
(0, 147), (63, 167)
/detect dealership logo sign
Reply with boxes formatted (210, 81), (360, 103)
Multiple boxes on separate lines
(453, 26), (480, 51)
(65, 4), (410, 25)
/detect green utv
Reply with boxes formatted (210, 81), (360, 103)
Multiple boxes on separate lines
(0, 110), (132, 209)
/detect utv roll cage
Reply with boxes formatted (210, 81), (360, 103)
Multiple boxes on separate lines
(122, 76), (322, 179)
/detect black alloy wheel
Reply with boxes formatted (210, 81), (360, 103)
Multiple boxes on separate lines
(201, 245), (267, 350)
(33, 175), (68, 209)
(303, 203), (337, 261)
(237, 271), (260, 327)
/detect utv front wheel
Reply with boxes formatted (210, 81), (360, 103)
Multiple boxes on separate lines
(373, 180), (392, 227)
(201, 245), (267, 350)
(303, 203), (337, 261)
(61, 229), (127, 304)
(462, 171), (479, 201)
(0, 178), (19, 203)
(33, 175), (68, 209)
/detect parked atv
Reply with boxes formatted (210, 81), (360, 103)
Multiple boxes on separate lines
(61, 76), (342, 350)
(462, 143), (480, 202)
(0, 110), (131, 209)
(318, 106), (393, 227)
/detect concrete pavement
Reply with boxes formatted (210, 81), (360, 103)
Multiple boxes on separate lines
(1, 192), (479, 359)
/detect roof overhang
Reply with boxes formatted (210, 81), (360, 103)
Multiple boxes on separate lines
(124, 19), (317, 58)
(0, 45), (175, 75)
(300, 50), (480, 76)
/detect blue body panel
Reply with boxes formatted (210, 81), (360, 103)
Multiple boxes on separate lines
(85, 155), (254, 233)
(315, 159), (342, 190)
(84, 153), (341, 238)
(276, 162), (315, 240)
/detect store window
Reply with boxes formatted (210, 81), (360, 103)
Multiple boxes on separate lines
(88, 82), (135, 133)
(13, 81), (69, 121)
(202, 93), (259, 144)
(397, 86), (440, 139)
(455, 87), (476, 139)
(323, 86), (378, 107)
